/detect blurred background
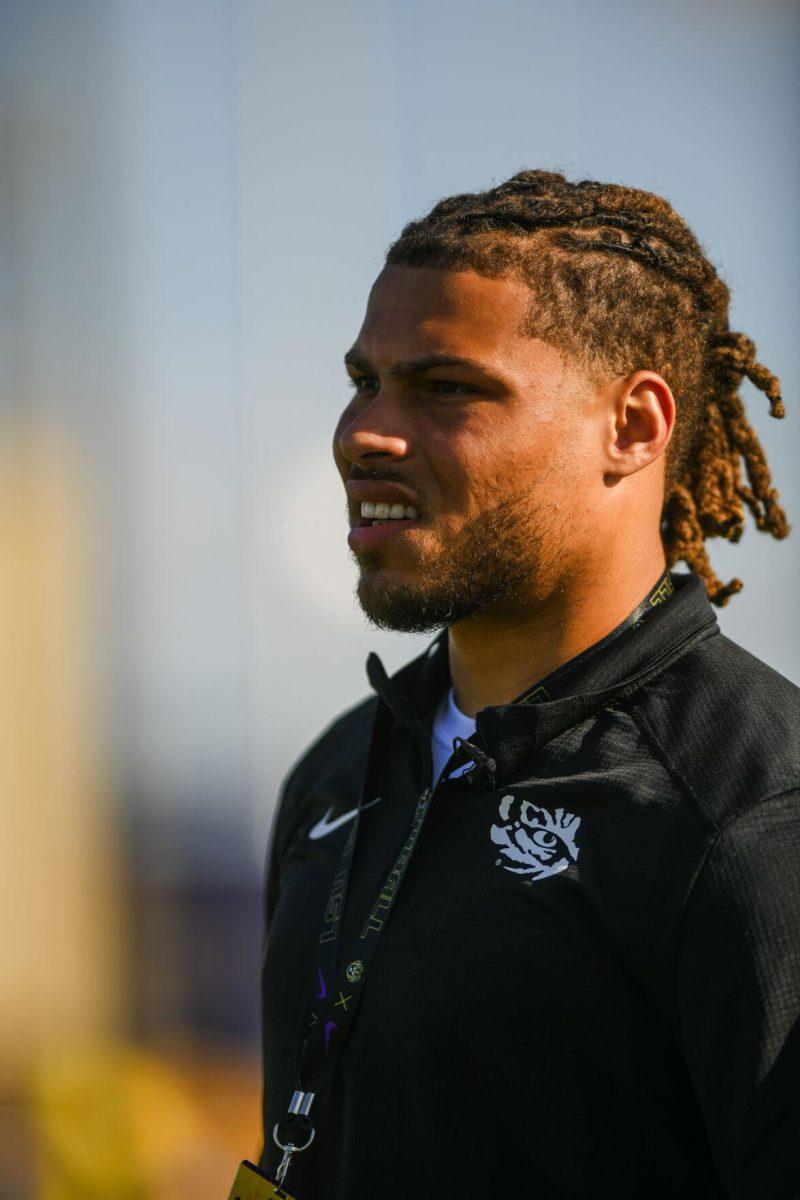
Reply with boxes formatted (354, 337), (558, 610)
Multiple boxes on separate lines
(1, 0), (798, 1195)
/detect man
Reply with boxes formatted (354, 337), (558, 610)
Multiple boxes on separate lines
(256, 170), (799, 1198)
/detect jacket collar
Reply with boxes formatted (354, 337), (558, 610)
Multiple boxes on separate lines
(365, 569), (719, 784)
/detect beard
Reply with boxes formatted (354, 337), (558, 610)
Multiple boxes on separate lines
(351, 492), (560, 634)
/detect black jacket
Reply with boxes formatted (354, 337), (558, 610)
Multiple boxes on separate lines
(259, 569), (800, 1199)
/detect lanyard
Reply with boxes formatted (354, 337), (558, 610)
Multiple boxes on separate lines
(513, 568), (675, 704)
(295, 697), (428, 1095)
(269, 566), (677, 1188)
(271, 695), (433, 1187)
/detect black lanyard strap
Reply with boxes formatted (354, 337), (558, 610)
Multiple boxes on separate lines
(273, 700), (412, 1176)
(295, 778), (431, 1095)
(513, 567), (675, 705)
(274, 693), (432, 1166)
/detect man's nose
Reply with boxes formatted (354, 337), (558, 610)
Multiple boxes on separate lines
(336, 391), (412, 466)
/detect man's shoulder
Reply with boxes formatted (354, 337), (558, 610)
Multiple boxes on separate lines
(685, 627), (800, 721)
(628, 627), (800, 828)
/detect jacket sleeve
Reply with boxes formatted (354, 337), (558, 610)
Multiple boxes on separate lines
(677, 787), (800, 1198)
(263, 764), (301, 936)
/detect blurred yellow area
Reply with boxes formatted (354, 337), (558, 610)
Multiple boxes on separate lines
(27, 1041), (261, 1200)
(0, 416), (125, 1075)
(0, 416), (262, 1197)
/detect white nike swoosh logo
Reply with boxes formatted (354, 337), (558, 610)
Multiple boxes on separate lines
(308, 797), (382, 840)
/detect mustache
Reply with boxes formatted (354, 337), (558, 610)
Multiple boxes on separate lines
(349, 464), (412, 485)
(348, 464), (428, 505)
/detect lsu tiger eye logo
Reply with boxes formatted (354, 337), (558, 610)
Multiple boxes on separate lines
(490, 794), (581, 880)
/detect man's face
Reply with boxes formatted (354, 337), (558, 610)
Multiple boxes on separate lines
(332, 264), (608, 633)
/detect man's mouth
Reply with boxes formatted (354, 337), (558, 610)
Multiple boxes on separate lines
(356, 501), (421, 527)
(345, 479), (426, 552)
(347, 497), (425, 553)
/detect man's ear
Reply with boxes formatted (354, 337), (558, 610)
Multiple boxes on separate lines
(603, 370), (676, 480)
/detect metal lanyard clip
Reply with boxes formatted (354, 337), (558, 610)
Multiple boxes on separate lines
(272, 1091), (316, 1187)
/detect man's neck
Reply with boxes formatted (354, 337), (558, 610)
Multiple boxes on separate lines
(447, 551), (669, 718)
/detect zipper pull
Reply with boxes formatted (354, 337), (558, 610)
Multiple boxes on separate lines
(451, 736), (497, 790)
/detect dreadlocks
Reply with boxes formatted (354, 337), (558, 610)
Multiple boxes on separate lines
(385, 168), (790, 605)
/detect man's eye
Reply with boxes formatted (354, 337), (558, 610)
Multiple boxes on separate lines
(346, 376), (378, 393)
(345, 377), (475, 396)
(428, 380), (476, 395)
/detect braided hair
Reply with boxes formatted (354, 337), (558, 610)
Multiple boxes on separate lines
(385, 168), (789, 605)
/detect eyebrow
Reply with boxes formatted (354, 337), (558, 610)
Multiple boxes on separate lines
(343, 347), (511, 389)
